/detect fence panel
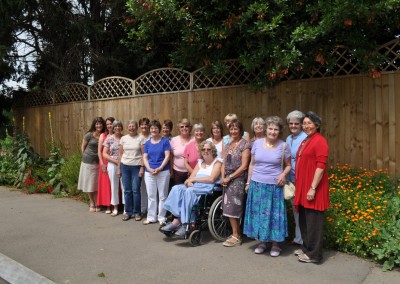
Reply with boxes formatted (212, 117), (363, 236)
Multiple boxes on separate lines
(13, 72), (400, 176)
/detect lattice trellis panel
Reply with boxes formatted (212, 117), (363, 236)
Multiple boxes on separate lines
(193, 60), (255, 89)
(24, 92), (54, 107)
(135, 68), (191, 95)
(54, 83), (89, 103)
(378, 39), (400, 72)
(90, 77), (134, 100)
(282, 46), (362, 81)
(15, 40), (400, 108)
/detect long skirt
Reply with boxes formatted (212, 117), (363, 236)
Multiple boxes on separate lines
(164, 182), (214, 224)
(97, 158), (111, 206)
(77, 162), (99, 193)
(243, 180), (288, 242)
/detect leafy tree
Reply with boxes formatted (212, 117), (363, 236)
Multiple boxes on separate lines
(125, 0), (400, 87)
(1, 0), (146, 95)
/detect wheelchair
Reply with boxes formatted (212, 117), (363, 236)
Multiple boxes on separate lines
(161, 185), (234, 246)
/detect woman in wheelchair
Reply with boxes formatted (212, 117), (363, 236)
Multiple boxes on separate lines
(162, 140), (222, 237)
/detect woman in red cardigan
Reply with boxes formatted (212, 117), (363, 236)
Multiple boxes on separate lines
(293, 111), (329, 263)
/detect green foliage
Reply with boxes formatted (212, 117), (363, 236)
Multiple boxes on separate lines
(60, 151), (82, 196)
(125, 0), (400, 88)
(372, 217), (400, 271)
(47, 145), (66, 194)
(325, 164), (400, 270)
(1, 131), (18, 184)
(12, 132), (42, 188)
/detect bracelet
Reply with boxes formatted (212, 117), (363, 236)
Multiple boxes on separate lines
(245, 182), (250, 185)
(311, 186), (316, 190)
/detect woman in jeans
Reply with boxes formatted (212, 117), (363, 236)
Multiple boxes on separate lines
(118, 120), (145, 221)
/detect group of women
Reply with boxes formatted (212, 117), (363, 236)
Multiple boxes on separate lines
(77, 111), (329, 264)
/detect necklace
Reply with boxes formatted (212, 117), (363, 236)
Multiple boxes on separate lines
(264, 139), (276, 148)
(228, 139), (240, 153)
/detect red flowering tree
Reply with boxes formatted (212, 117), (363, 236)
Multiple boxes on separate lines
(125, 0), (400, 87)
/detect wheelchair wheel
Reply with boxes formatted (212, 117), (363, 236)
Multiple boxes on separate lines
(208, 195), (232, 241)
(189, 230), (202, 246)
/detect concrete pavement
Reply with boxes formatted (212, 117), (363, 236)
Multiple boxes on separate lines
(0, 186), (399, 284)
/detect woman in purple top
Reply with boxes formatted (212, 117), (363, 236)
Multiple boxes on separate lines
(244, 116), (291, 257)
(142, 120), (171, 225)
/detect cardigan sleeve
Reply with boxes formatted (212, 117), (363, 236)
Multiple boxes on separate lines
(314, 135), (329, 170)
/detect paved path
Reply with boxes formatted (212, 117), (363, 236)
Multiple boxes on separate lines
(0, 186), (399, 284)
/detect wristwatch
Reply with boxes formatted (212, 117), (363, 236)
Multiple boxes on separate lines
(229, 174), (233, 180)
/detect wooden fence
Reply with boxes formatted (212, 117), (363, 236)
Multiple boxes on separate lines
(12, 39), (400, 176)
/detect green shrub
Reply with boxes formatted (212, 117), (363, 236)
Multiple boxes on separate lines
(60, 151), (82, 195)
(47, 145), (66, 194)
(0, 134), (17, 185)
(325, 164), (400, 270)
(12, 132), (42, 188)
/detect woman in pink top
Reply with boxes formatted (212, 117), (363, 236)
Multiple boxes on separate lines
(170, 118), (193, 185)
(184, 123), (206, 175)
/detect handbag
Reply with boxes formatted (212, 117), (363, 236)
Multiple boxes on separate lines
(281, 142), (296, 200)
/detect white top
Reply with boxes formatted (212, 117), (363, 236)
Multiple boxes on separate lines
(196, 158), (222, 181)
(206, 137), (223, 159)
(120, 134), (145, 166)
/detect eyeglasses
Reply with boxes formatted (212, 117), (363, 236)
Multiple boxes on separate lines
(201, 148), (211, 152)
(180, 125), (189, 129)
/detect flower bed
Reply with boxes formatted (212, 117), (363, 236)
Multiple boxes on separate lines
(325, 164), (400, 270)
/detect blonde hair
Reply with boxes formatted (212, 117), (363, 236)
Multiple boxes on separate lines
(178, 118), (191, 127)
(224, 113), (238, 121)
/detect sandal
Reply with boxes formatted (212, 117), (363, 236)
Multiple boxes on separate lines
(223, 235), (242, 247)
(294, 249), (305, 256)
(298, 253), (320, 263)
(270, 246), (282, 257)
(89, 206), (96, 212)
(122, 214), (131, 221)
(142, 219), (156, 225)
(95, 206), (101, 212)
(105, 210), (111, 214)
(254, 242), (268, 254)
(134, 215), (142, 221)
(111, 210), (118, 217)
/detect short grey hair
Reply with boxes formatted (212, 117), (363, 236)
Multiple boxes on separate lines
(251, 117), (266, 132)
(265, 116), (285, 136)
(192, 123), (205, 132)
(286, 110), (305, 124)
(197, 140), (218, 158)
(127, 120), (138, 128)
(112, 120), (123, 131)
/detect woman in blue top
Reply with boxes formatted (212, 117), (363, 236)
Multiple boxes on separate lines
(142, 120), (171, 225)
(286, 110), (307, 246)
